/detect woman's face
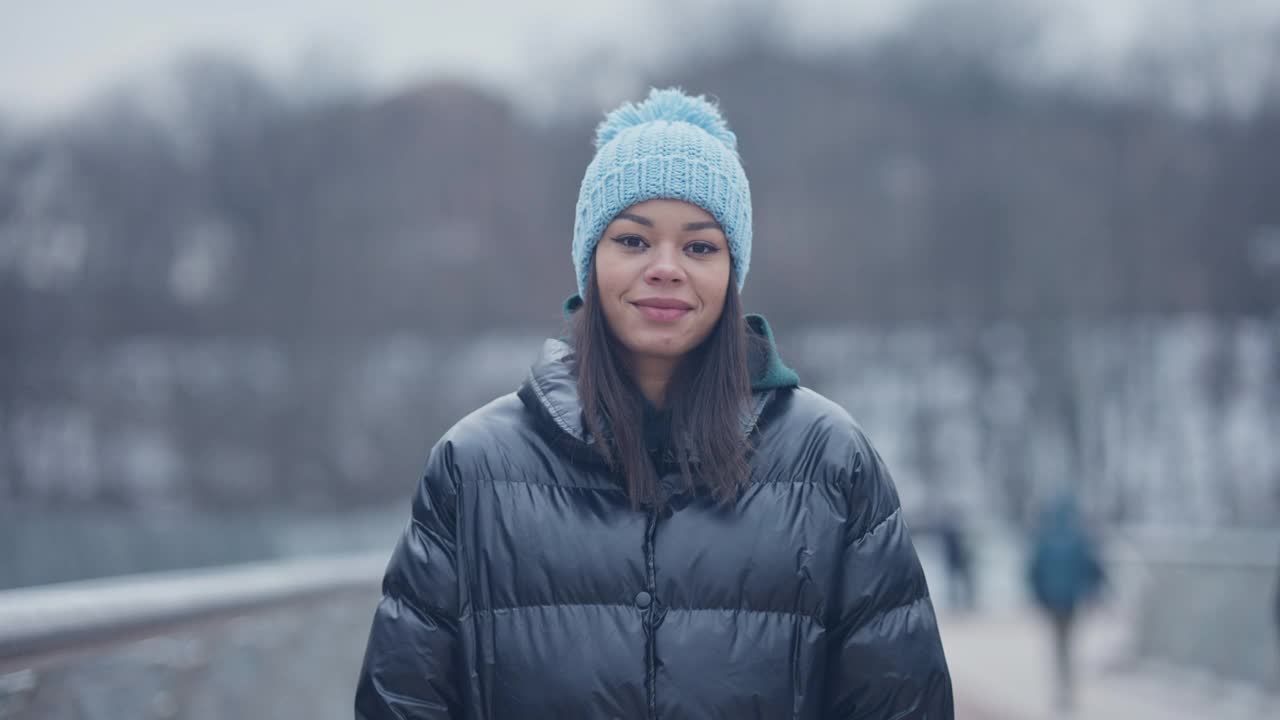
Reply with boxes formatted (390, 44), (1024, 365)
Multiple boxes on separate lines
(594, 198), (732, 364)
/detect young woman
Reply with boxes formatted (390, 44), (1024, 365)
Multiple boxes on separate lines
(356, 88), (953, 719)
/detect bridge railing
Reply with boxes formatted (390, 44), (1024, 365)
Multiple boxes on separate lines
(1107, 527), (1280, 691)
(0, 551), (388, 719)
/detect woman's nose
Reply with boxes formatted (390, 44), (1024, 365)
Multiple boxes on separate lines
(645, 245), (685, 285)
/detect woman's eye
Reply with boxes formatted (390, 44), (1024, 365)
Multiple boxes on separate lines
(613, 234), (647, 249)
(687, 242), (719, 255)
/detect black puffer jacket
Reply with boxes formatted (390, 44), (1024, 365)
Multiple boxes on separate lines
(356, 317), (953, 719)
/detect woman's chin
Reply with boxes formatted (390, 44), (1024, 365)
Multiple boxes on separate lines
(620, 330), (696, 360)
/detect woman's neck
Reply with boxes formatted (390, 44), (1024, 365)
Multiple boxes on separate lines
(628, 354), (680, 409)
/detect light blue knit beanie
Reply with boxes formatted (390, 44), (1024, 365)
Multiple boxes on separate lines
(572, 87), (752, 297)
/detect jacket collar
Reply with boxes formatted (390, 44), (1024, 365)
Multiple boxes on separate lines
(519, 295), (799, 453)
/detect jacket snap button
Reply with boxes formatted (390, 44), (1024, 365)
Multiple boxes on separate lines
(634, 591), (653, 609)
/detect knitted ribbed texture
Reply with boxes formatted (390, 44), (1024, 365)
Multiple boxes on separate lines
(572, 88), (752, 297)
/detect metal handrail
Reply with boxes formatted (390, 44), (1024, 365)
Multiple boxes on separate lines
(1106, 527), (1280, 569)
(0, 551), (387, 674)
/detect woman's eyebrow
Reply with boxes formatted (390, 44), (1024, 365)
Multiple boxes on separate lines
(617, 212), (653, 227)
(616, 212), (721, 232)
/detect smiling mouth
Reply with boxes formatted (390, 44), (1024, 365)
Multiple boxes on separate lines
(631, 303), (692, 323)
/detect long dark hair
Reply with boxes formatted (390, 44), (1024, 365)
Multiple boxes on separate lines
(571, 266), (758, 509)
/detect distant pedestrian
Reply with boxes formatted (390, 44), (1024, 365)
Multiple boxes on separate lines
(938, 510), (976, 612)
(1027, 490), (1105, 713)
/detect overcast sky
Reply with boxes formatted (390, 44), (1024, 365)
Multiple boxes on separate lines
(3, 0), (1277, 124)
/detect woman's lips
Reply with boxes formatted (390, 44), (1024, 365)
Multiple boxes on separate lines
(633, 304), (692, 322)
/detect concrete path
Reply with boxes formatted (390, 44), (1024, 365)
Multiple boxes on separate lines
(939, 605), (1278, 720)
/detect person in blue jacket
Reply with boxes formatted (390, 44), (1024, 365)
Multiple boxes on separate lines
(1027, 489), (1105, 713)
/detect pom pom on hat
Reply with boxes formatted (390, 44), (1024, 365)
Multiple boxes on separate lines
(594, 87), (738, 152)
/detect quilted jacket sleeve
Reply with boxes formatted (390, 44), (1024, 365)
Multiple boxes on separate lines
(355, 440), (464, 719)
(824, 430), (954, 719)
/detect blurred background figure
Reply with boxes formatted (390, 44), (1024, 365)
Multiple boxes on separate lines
(1027, 490), (1105, 714)
(938, 502), (977, 613)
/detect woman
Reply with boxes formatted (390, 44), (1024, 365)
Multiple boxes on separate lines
(356, 88), (953, 719)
